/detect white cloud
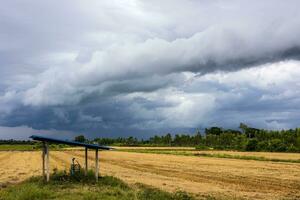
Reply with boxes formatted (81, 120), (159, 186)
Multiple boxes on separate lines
(0, 0), (299, 107)
(0, 0), (300, 136)
(113, 60), (300, 130)
(121, 88), (215, 129)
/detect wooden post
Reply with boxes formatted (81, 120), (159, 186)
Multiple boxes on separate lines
(95, 149), (99, 182)
(85, 147), (88, 175)
(42, 142), (46, 178)
(45, 142), (50, 182)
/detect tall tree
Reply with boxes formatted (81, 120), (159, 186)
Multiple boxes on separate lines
(239, 123), (248, 134)
(74, 135), (86, 143)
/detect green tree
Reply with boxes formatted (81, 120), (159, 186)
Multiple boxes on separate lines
(163, 133), (172, 146)
(205, 127), (222, 135)
(74, 135), (86, 143)
(239, 123), (248, 134)
(268, 139), (287, 152)
(296, 136), (300, 150)
(194, 129), (202, 146)
(245, 139), (258, 151)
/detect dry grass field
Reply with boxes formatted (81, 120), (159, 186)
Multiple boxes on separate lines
(115, 147), (300, 161)
(193, 150), (300, 160)
(0, 149), (300, 200)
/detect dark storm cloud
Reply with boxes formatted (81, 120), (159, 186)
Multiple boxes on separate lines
(1, 0), (300, 138)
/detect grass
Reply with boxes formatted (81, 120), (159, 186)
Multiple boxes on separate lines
(194, 152), (300, 163)
(0, 144), (38, 151)
(119, 149), (300, 163)
(118, 149), (195, 155)
(0, 170), (194, 200)
(0, 144), (70, 151)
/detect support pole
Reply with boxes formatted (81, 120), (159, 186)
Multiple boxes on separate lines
(45, 142), (50, 182)
(85, 147), (88, 175)
(95, 149), (99, 182)
(42, 142), (46, 178)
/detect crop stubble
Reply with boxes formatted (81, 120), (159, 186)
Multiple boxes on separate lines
(0, 150), (299, 199)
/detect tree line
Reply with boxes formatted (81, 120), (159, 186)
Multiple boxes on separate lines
(0, 139), (36, 145)
(79, 123), (300, 152)
(2, 123), (300, 153)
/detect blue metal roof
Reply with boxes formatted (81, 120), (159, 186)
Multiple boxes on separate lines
(30, 135), (112, 150)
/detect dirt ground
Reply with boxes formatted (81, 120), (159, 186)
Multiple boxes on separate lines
(0, 150), (300, 200)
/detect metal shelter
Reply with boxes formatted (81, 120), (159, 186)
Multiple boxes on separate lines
(30, 135), (112, 182)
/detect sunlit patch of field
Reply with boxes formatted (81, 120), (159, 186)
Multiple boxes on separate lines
(0, 151), (64, 186)
(117, 147), (300, 161)
(0, 150), (300, 199)
(115, 146), (195, 150)
(193, 150), (300, 160)
(64, 146), (195, 151)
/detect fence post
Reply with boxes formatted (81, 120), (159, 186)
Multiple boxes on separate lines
(85, 147), (88, 175)
(42, 142), (46, 178)
(45, 142), (50, 182)
(95, 149), (99, 182)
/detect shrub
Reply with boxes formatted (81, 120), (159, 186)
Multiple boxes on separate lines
(245, 139), (258, 151)
(257, 141), (269, 151)
(286, 145), (299, 152)
(173, 191), (194, 200)
(195, 145), (210, 150)
(137, 185), (174, 200)
(268, 139), (287, 152)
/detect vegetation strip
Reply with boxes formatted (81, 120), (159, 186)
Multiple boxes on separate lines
(195, 153), (300, 163)
(0, 171), (194, 200)
(118, 149), (300, 163)
(2, 123), (300, 153)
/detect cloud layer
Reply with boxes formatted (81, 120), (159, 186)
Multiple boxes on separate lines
(0, 0), (300, 138)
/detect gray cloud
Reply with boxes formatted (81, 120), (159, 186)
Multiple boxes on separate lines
(0, 0), (300, 138)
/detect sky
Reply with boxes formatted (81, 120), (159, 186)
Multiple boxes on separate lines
(0, 0), (300, 139)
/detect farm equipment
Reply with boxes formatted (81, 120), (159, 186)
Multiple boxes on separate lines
(70, 158), (82, 175)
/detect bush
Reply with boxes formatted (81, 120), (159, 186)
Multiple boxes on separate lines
(268, 139), (287, 152)
(257, 141), (269, 151)
(286, 145), (299, 152)
(195, 145), (210, 150)
(245, 139), (258, 151)
(51, 168), (97, 183)
(173, 191), (194, 200)
(137, 185), (173, 200)
(98, 176), (129, 190)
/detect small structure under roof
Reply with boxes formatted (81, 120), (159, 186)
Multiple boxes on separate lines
(30, 135), (112, 182)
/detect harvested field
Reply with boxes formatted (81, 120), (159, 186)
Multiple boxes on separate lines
(117, 147), (300, 161)
(0, 150), (300, 200)
(115, 146), (195, 150)
(192, 150), (300, 161)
